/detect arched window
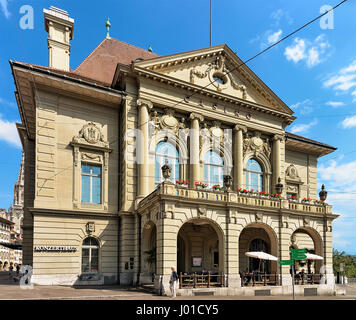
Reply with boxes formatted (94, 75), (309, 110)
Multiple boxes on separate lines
(82, 237), (99, 273)
(245, 159), (263, 191)
(249, 238), (269, 273)
(155, 142), (180, 184)
(204, 151), (224, 187)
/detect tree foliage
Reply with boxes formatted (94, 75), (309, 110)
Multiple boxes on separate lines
(333, 249), (356, 278)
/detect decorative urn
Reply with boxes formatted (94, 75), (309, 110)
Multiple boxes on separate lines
(275, 177), (283, 195)
(223, 175), (233, 191)
(319, 184), (327, 201)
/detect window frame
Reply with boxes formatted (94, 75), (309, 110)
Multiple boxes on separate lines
(81, 163), (102, 204)
(154, 141), (180, 185)
(204, 151), (224, 187)
(81, 237), (100, 274)
(245, 158), (264, 192)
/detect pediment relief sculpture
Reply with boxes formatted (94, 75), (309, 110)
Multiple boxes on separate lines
(243, 131), (271, 158)
(72, 122), (109, 148)
(190, 54), (247, 99)
(285, 164), (302, 184)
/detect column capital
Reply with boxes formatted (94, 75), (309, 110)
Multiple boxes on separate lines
(136, 98), (153, 110)
(273, 134), (285, 142)
(233, 124), (247, 133)
(189, 112), (204, 122)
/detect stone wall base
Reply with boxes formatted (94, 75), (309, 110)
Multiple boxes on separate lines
(176, 284), (337, 296)
(31, 273), (117, 286)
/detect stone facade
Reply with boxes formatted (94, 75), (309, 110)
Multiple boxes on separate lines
(10, 6), (338, 293)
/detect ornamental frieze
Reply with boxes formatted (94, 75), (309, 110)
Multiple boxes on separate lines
(190, 54), (247, 99)
(243, 131), (271, 158)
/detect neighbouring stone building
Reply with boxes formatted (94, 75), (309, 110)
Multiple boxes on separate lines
(8, 151), (24, 238)
(9, 6), (338, 294)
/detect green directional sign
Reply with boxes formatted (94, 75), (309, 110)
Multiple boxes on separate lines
(291, 248), (307, 260)
(279, 259), (294, 266)
(291, 249), (307, 254)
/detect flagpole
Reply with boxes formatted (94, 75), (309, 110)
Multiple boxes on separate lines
(210, 0), (212, 46)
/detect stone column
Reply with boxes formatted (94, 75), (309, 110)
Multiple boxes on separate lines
(189, 113), (204, 184)
(272, 134), (284, 192)
(226, 209), (241, 288)
(154, 207), (178, 295)
(279, 216), (293, 287)
(233, 125), (247, 190)
(136, 99), (153, 199)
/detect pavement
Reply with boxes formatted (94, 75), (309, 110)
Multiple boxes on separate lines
(0, 272), (355, 300)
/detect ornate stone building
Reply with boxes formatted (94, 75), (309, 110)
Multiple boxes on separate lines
(10, 6), (338, 294)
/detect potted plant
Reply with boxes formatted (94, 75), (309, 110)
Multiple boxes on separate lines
(301, 197), (312, 204)
(270, 193), (282, 199)
(248, 189), (258, 197)
(314, 199), (325, 206)
(238, 188), (248, 195)
(212, 184), (224, 192)
(195, 181), (208, 189)
(288, 195), (298, 202)
(258, 191), (269, 199)
(176, 179), (190, 188)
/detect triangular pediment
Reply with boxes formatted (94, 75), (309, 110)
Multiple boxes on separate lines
(133, 45), (293, 115)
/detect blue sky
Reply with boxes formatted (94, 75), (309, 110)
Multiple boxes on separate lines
(1, 0), (356, 253)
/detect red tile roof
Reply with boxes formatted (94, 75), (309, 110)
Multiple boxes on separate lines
(73, 38), (159, 85)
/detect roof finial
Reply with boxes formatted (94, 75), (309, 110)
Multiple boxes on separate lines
(105, 18), (111, 39)
(148, 44), (152, 52)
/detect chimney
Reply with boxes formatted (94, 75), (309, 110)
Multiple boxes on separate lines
(43, 7), (74, 71)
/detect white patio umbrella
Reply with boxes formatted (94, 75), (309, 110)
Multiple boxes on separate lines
(245, 251), (278, 273)
(305, 253), (324, 260)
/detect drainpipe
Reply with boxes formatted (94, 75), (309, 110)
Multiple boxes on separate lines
(137, 214), (141, 286)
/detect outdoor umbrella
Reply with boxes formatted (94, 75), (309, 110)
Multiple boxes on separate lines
(305, 253), (324, 260)
(245, 251), (278, 273)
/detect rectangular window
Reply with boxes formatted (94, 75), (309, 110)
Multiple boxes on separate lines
(81, 164), (102, 204)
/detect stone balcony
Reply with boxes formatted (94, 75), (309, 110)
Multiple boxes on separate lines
(139, 181), (333, 215)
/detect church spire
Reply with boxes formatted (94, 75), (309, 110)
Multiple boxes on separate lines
(105, 18), (111, 39)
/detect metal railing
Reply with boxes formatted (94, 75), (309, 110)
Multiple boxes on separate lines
(241, 273), (281, 287)
(293, 273), (322, 285)
(179, 272), (225, 289)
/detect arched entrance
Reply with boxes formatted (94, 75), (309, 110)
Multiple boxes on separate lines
(177, 219), (224, 275)
(239, 223), (279, 274)
(141, 221), (157, 282)
(291, 228), (323, 273)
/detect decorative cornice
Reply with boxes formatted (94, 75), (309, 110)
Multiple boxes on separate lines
(134, 66), (295, 125)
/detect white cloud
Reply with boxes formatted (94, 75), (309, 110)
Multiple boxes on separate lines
(323, 59), (356, 102)
(0, 116), (21, 147)
(341, 115), (356, 129)
(270, 9), (293, 26)
(267, 29), (282, 44)
(289, 119), (318, 134)
(284, 38), (306, 63)
(0, 0), (10, 19)
(325, 101), (345, 107)
(319, 160), (356, 187)
(284, 34), (330, 68)
(290, 99), (313, 115)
